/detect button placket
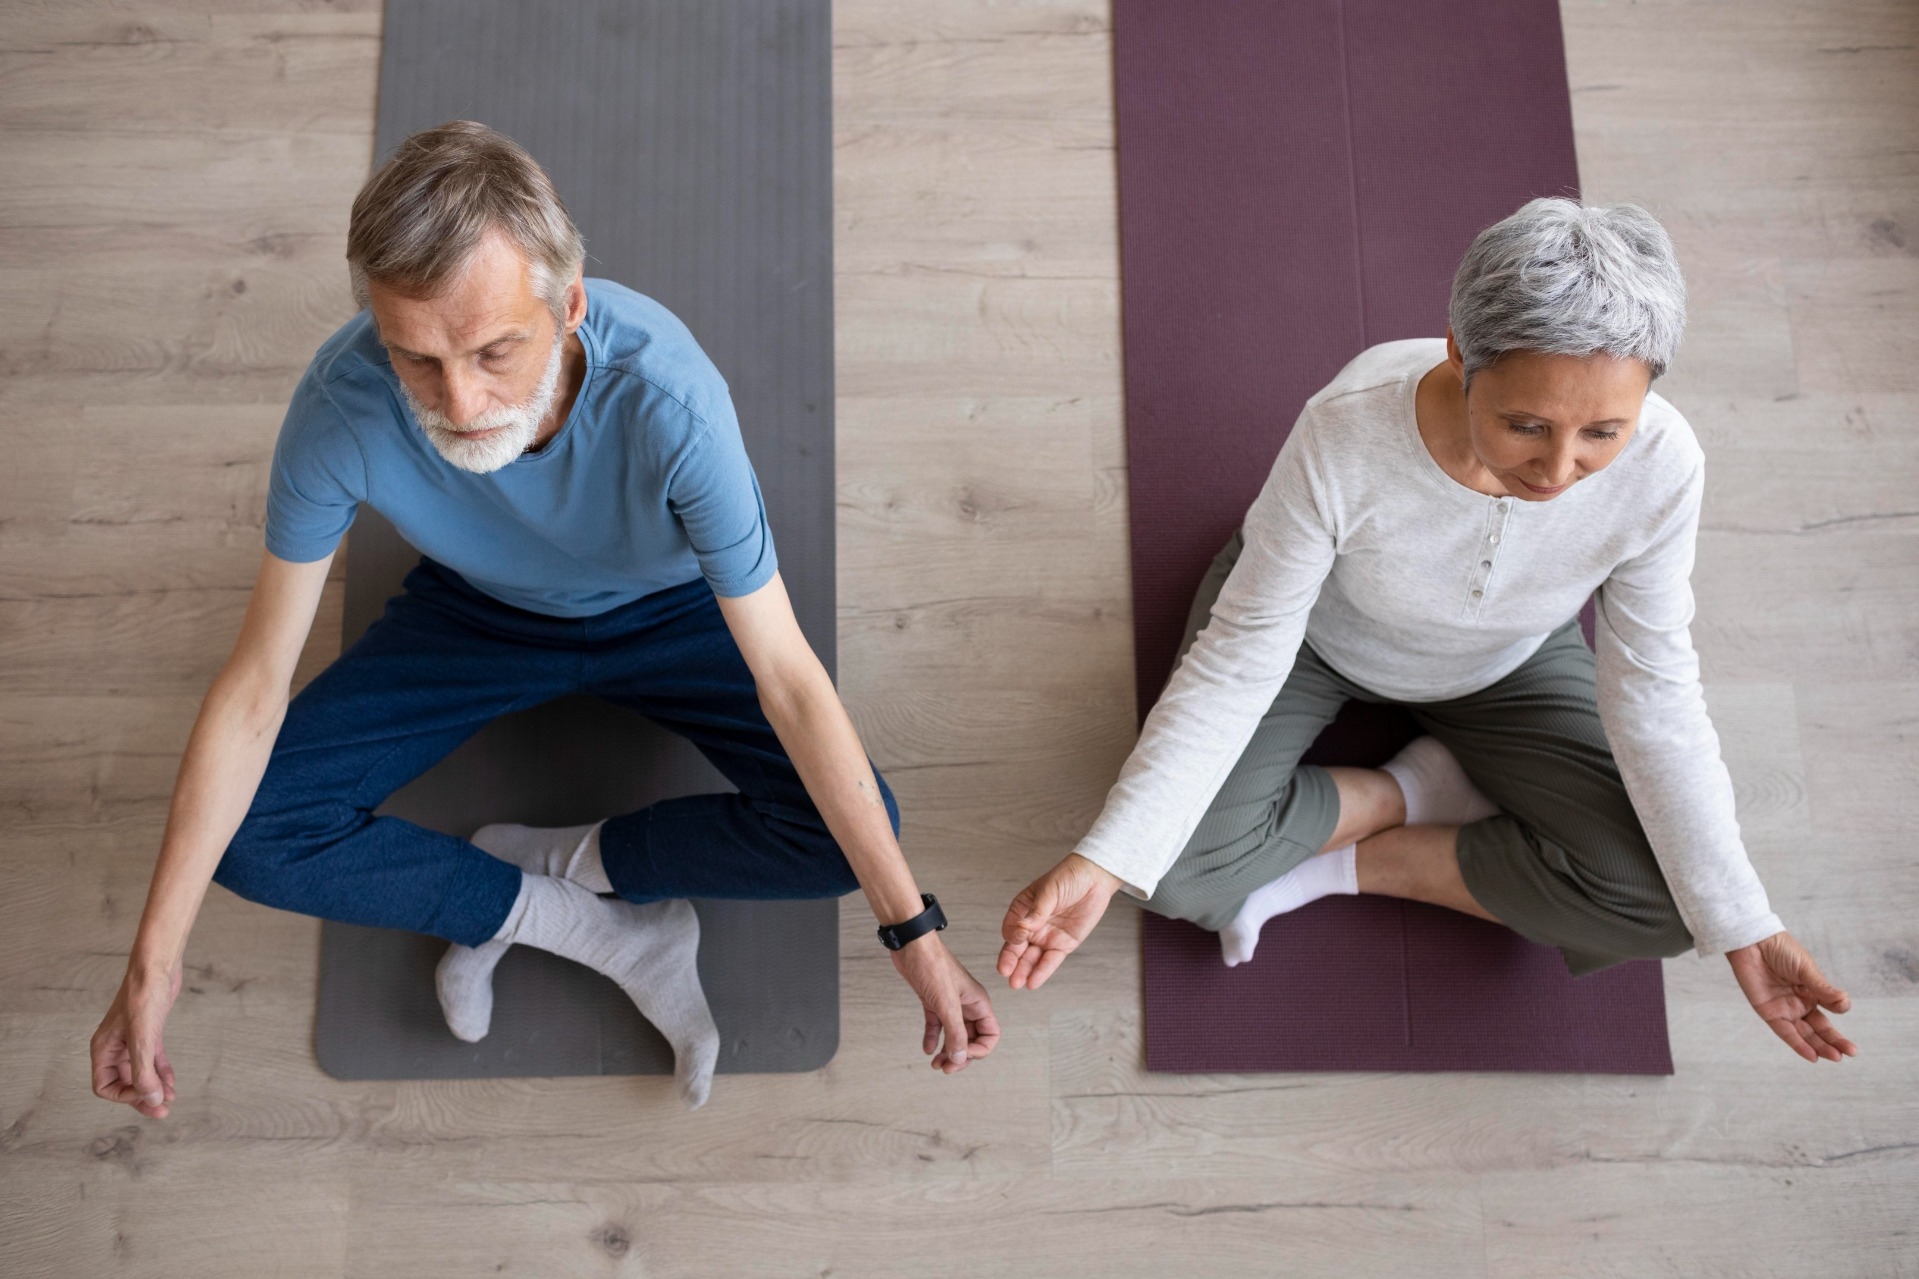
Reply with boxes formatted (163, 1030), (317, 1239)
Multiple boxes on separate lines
(1466, 497), (1511, 618)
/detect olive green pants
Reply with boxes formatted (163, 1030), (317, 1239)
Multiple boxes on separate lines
(1146, 532), (1694, 974)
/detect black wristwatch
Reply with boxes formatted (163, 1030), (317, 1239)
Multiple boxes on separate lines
(877, 893), (947, 951)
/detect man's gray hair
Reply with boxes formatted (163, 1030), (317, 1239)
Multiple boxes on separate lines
(346, 120), (585, 321)
(1448, 197), (1686, 387)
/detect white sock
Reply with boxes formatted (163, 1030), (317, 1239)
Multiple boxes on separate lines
(1380, 736), (1499, 827)
(471, 820), (613, 894)
(1219, 844), (1358, 967)
(435, 875), (720, 1109)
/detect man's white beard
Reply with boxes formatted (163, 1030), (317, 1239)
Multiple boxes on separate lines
(402, 332), (566, 474)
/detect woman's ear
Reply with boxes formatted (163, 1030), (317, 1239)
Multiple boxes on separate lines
(1445, 327), (1466, 380)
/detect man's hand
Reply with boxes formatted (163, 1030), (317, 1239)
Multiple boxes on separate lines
(1726, 931), (1857, 1063)
(91, 962), (184, 1119)
(890, 933), (1001, 1073)
(997, 853), (1124, 991)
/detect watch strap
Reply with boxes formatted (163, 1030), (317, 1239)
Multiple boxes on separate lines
(877, 893), (947, 951)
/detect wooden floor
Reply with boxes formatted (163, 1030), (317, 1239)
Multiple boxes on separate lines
(3, 1), (1916, 1274)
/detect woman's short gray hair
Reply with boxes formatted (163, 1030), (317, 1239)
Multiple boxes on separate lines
(346, 120), (585, 321)
(1448, 197), (1686, 387)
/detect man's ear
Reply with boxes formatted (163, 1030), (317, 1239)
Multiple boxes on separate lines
(563, 270), (588, 332)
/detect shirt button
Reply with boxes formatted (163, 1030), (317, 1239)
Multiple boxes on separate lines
(1489, 533), (1500, 544)
(1471, 589), (1484, 599)
(1480, 560), (1492, 568)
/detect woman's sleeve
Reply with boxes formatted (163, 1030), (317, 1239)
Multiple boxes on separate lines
(1594, 459), (1783, 956)
(1074, 421), (1338, 899)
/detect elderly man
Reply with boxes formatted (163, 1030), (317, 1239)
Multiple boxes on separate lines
(91, 121), (998, 1114)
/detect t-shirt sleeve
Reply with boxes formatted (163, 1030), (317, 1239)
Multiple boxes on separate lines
(264, 371), (368, 563)
(666, 393), (779, 598)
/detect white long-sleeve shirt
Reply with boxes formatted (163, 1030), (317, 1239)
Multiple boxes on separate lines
(1080, 339), (1781, 957)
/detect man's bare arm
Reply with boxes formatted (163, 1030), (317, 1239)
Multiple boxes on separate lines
(715, 572), (1000, 1073)
(91, 550), (332, 1117)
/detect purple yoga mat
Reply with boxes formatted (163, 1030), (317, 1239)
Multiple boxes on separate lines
(1116, 0), (1672, 1074)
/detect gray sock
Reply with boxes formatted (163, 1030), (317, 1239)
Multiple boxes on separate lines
(471, 820), (613, 894)
(435, 875), (719, 1109)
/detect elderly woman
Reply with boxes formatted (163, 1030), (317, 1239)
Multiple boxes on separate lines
(999, 199), (1856, 1063)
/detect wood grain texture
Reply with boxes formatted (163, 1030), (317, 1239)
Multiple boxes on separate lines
(0, 0), (1914, 1274)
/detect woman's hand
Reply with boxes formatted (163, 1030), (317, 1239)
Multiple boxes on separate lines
(1726, 931), (1857, 1063)
(90, 961), (184, 1119)
(890, 932), (1001, 1074)
(997, 854), (1125, 991)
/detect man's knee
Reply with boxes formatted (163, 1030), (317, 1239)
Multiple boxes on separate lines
(210, 812), (288, 905)
(210, 799), (362, 910)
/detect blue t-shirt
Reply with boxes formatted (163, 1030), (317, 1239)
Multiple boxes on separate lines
(265, 279), (777, 617)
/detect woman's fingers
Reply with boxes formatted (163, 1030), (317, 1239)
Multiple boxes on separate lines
(1001, 884), (1047, 943)
(1803, 1009), (1858, 1059)
(1765, 1015), (1819, 1063)
(1025, 945), (1072, 991)
(998, 887), (1045, 978)
(1808, 981), (1852, 1015)
(1010, 942), (1045, 990)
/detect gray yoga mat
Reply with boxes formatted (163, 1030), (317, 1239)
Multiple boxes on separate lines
(314, 0), (839, 1080)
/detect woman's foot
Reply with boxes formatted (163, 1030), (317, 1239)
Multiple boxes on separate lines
(1218, 844), (1359, 967)
(1380, 737), (1498, 827)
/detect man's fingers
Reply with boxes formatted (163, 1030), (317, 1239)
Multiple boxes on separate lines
(156, 1048), (178, 1102)
(921, 1005), (940, 1057)
(966, 1010), (1002, 1059)
(129, 1040), (166, 1108)
(90, 1032), (127, 1102)
(936, 1005), (969, 1073)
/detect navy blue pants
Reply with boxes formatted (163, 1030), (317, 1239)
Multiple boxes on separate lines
(214, 561), (894, 947)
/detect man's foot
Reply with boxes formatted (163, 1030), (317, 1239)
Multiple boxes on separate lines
(436, 875), (719, 1108)
(1380, 737), (1498, 827)
(1218, 844), (1358, 967)
(471, 820), (613, 893)
(436, 937), (511, 1043)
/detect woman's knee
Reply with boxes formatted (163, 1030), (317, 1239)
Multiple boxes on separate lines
(1142, 850), (1251, 933)
(1143, 872), (1216, 929)
(1462, 813), (1694, 958)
